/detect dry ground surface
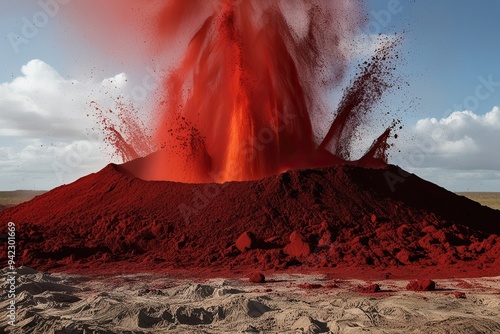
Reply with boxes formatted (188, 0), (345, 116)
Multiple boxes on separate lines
(0, 191), (46, 211)
(1, 190), (498, 333)
(457, 192), (500, 210)
(1, 267), (500, 333)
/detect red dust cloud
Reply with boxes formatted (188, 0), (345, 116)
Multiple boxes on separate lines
(69, 0), (400, 183)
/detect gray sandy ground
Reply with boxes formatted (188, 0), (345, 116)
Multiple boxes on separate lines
(1, 267), (500, 333)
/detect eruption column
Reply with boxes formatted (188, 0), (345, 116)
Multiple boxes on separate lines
(67, 0), (398, 183)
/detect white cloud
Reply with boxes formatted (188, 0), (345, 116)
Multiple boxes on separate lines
(0, 59), (133, 190)
(394, 107), (500, 191)
(412, 107), (500, 167)
(0, 60), (130, 140)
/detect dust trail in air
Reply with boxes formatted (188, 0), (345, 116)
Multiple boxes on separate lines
(68, 0), (400, 183)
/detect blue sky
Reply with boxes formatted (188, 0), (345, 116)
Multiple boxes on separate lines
(388, 0), (500, 121)
(0, 2), (65, 81)
(0, 0), (499, 191)
(368, 0), (500, 191)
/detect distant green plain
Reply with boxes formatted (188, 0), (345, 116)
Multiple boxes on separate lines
(456, 192), (500, 211)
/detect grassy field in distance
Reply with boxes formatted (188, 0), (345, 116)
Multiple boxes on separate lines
(456, 192), (500, 211)
(0, 190), (47, 210)
(0, 190), (499, 211)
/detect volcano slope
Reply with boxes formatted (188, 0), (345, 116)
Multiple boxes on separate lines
(1, 163), (499, 278)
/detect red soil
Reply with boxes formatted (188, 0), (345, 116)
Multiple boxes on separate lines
(1, 163), (499, 279)
(249, 272), (266, 284)
(360, 284), (381, 293)
(406, 279), (436, 292)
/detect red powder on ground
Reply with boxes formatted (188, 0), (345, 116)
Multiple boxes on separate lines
(249, 272), (266, 284)
(360, 284), (381, 293)
(8, 2), (496, 280)
(1, 163), (499, 279)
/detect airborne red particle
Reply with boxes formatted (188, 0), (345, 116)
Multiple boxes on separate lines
(67, 1), (401, 183)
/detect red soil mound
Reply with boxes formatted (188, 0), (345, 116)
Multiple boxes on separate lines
(1, 163), (499, 278)
(360, 284), (381, 293)
(406, 279), (436, 292)
(249, 272), (266, 284)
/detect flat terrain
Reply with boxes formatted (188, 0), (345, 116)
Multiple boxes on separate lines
(1, 191), (498, 211)
(0, 191), (46, 211)
(1, 268), (499, 333)
(457, 192), (500, 210)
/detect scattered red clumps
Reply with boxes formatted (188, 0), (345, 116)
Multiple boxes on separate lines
(1, 163), (500, 279)
(284, 231), (312, 258)
(2, 1), (496, 282)
(360, 284), (381, 293)
(456, 281), (476, 290)
(395, 249), (412, 264)
(249, 272), (266, 283)
(236, 232), (258, 253)
(406, 279), (436, 292)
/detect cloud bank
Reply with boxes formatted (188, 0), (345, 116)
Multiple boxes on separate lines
(0, 59), (129, 190)
(395, 107), (500, 191)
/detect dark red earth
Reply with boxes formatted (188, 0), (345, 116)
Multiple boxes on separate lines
(1, 163), (499, 279)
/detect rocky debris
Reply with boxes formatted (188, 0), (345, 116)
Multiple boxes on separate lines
(395, 249), (412, 264)
(284, 231), (312, 258)
(236, 232), (258, 253)
(406, 279), (436, 291)
(298, 283), (323, 290)
(249, 272), (266, 283)
(1, 163), (500, 277)
(242, 325), (260, 332)
(3, 272), (500, 333)
(361, 284), (381, 293)
(176, 234), (187, 250)
(317, 221), (334, 247)
(138, 289), (165, 296)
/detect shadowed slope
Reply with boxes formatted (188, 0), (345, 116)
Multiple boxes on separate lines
(1, 163), (499, 277)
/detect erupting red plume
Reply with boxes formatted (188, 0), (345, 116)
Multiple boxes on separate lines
(68, 0), (399, 183)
